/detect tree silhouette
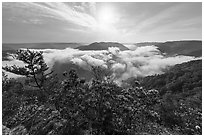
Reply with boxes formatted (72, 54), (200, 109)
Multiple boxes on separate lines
(3, 49), (53, 96)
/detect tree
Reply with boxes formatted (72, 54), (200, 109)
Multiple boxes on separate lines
(91, 66), (114, 84)
(3, 49), (53, 97)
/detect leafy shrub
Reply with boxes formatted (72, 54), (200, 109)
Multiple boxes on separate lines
(2, 49), (202, 135)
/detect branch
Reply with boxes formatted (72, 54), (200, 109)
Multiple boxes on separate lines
(44, 70), (53, 77)
(31, 67), (42, 89)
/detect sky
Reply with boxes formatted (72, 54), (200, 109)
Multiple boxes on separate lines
(2, 2), (202, 43)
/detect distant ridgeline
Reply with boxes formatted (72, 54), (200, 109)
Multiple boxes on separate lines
(2, 40), (202, 57)
(134, 40), (202, 57)
(76, 42), (129, 51)
(75, 40), (202, 57)
(155, 40), (202, 57)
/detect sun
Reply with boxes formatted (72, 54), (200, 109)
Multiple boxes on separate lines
(98, 7), (114, 25)
(97, 6), (116, 30)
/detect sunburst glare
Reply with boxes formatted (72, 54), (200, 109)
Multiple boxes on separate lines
(96, 6), (117, 30)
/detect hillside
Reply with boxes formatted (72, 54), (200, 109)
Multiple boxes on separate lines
(128, 41), (202, 57)
(138, 59), (202, 134)
(155, 40), (202, 57)
(141, 59), (202, 101)
(76, 42), (129, 51)
(135, 42), (162, 47)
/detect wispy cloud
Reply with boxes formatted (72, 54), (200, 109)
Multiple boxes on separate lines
(2, 2), (202, 43)
(3, 2), (97, 29)
(132, 4), (186, 33)
(144, 16), (202, 35)
(123, 3), (201, 35)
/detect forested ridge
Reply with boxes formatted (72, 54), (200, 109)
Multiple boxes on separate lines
(141, 59), (202, 96)
(2, 49), (202, 135)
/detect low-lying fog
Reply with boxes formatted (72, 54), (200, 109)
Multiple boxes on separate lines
(3, 45), (201, 84)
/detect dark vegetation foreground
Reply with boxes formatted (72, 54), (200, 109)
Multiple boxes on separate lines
(2, 49), (202, 135)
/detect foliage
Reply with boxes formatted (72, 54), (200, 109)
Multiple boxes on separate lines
(2, 125), (27, 135)
(140, 60), (202, 134)
(3, 49), (53, 92)
(50, 68), (165, 134)
(2, 72), (25, 123)
(91, 66), (114, 83)
(2, 50), (202, 135)
(141, 59), (202, 96)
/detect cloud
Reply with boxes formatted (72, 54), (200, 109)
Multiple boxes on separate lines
(80, 54), (107, 68)
(108, 47), (120, 55)
(19, 48), (108, 70)
(3, 2), (201, 43)
(3, 2), (97, 28)
(132, 4), (187, 33)
(124, 3), (201, 37)
(70, 58), (88, 70)
(3, 46), (200, 84)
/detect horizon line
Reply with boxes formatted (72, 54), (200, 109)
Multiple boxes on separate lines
(2, 39), (202, 44)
